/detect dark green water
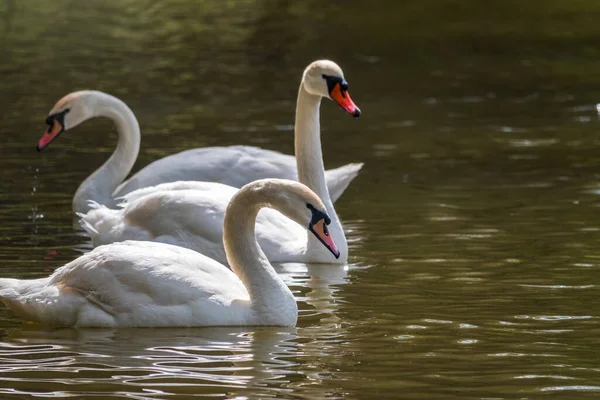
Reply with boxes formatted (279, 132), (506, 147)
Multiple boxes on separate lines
(1, 0), (600, 398)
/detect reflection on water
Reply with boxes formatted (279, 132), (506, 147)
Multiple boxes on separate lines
(0, 263), (351, 398)
(2, 0), (600, 398)
(0, 327), (299, 398)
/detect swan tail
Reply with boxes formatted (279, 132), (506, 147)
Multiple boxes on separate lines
(0, 277), (35, 322)
(78, 205), (127, 246)
(0, 278), (21, 300)
(0, 278), (41, 319)
(325, 162), (364, 203)
(79, 203), (155, 246)
(0, 277), (109, 326)
(0, 277), (67, 325)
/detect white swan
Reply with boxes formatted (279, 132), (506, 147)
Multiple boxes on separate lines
(39, 62), (361, 215)
(80, 60), (356, 264)
(0, 179), (339, 327)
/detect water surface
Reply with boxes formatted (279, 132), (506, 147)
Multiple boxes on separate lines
(1, 0), (600, 398)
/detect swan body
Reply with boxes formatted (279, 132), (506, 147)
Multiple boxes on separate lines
(80, 60), (360, 265)
(82, 180), (335, 264)
(0, 179), (340, 327)
(0, 242), (251, 327)
(39, 75), (362, 214)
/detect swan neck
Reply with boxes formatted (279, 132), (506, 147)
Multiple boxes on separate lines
(223, 189), (296, 322)
(295, 85), (330, 203)
(295, 85), (348, 260)
(73, 94), (140, 212)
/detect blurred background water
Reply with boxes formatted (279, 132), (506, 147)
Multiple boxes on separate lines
(1, 0), (600, 398)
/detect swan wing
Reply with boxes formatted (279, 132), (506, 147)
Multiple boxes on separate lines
(0, 241), (249, 327)
(85, 180), (307, 263)
(122, 185), (307, 263)
(119, 180), (235, 204)
(116, 184), (237, 263)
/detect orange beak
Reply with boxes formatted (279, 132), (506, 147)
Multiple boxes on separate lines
(310, 219), (340, 259)
(37, 119), (64, 151)
(330, 83), (361, 118)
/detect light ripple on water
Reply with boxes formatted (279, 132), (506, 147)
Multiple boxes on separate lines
(541, 385), (600, 392)
(0, 328), (304, 397)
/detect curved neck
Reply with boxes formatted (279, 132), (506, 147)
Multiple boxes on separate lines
(223, 190), (297, 324)
(295, 84), (347, 259)
(73, 94), (140, 213)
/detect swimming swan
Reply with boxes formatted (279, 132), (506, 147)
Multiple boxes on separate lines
(0, 179), (339, 327)
(38, 61), (361, 214)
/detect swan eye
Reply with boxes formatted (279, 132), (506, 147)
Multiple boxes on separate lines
(322, 74), (345, 95)
(45, 118), (54, 132)
(306, 203), (331, 225)
(46, 108), (70, 127)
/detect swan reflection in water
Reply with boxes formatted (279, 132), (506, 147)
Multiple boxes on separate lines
(275, 262), (349, 321)
(0, 326), (295, 396)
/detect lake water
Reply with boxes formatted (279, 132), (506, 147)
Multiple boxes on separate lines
(1, 0), (600, 398)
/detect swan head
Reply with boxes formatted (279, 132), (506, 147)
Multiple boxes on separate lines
(237, 179), (341, 259)
(301, 60), (361, 118)
(37, 91), (99, 151)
